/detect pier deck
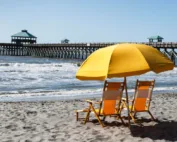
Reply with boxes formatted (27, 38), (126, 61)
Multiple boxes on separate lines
(0, 42), (176, 64)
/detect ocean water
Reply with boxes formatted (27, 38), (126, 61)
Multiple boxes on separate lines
(0, 56), (176, 102)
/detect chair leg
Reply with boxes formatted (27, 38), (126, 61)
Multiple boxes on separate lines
(84, 106), (91, 124)
(133, 112), (137, 118)
(90, 105), (105, 127)
(129, 112), (136, 123)
(87, 111), (90, 121)
(118, 114), (125, 125)
(118, 102), (124, 119)
(148, 110), (155, 121)
(121, 101), (127, 111)
(76, 112), (79, 121)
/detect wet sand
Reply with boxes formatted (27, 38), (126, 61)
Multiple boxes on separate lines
(0, 93), (177, 142)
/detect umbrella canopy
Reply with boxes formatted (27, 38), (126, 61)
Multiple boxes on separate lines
(76, 44), (174, 80)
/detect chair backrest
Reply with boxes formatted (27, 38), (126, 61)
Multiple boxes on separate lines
(100, 81), (124, 115)
(133, 80), (155, 111)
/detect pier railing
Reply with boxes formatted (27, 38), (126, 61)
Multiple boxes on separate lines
(0, 42), (176, 63)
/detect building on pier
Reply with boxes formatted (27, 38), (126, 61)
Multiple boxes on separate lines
(148, 35), (163, 43)
(11, 30), (37, 44)
(61, 39), (69, 44)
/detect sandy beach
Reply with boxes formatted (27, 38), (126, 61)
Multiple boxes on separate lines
(0, 93), (177, 142)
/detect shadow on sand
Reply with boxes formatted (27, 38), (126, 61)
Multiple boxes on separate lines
(89, 118), (177, 141)
(130, 119), (177, 141)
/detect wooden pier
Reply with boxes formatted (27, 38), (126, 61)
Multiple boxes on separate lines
(0, 42), (177, 63)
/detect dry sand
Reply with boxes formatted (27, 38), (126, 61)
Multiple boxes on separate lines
(0, 93), (177, 142)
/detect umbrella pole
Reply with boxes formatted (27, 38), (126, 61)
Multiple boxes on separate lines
(124, 77), (130, 128)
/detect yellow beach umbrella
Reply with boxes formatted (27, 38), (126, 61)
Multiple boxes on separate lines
(76, 43), (174, 126)
(76, 44), (174, 80)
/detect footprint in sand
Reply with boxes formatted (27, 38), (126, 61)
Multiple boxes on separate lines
(5, 124), (17, 131)
(26, 111), (37, 116)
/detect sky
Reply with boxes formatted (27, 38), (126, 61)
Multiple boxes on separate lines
(0, 0), (177, 43)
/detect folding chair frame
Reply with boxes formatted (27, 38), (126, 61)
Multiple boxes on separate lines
(84, 81), (125, 127)
(122, 79), (155, 123)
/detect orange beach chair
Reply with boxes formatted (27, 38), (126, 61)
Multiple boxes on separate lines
(122, 80), (155, 123)
(76, 81), (125, 127)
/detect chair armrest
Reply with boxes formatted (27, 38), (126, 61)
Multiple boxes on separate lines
(85, 100), (102, 104)
(122, 98), (126, 101)
(147, 98), (151, 101)
(75, 108), (90, 113)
